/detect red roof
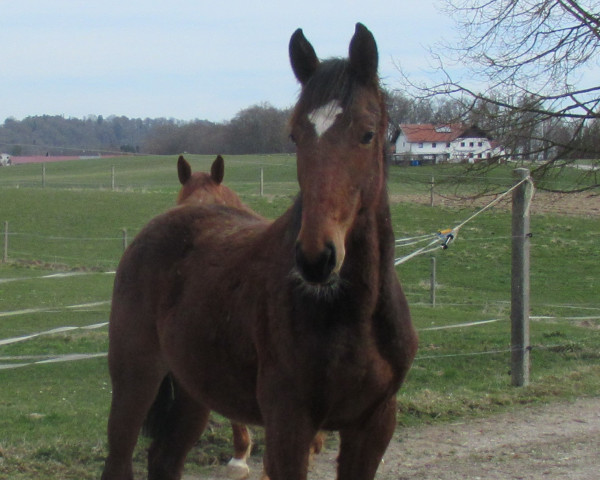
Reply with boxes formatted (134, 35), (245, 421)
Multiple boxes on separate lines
(399, 124), (466, 143)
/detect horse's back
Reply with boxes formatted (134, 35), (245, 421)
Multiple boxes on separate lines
(109, 204), (267, 343)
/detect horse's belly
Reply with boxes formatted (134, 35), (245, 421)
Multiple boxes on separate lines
(192, 376), (263, 425)
(159, 309), (263, 425)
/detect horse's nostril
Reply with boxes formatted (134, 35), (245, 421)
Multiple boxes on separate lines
(295, 241), (337, 284)
(323, 241), (336, 271)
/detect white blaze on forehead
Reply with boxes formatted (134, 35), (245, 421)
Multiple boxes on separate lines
(308, 100), (343, 138)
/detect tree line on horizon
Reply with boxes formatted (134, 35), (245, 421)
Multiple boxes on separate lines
(0, 103), (294, 157)
(1, 91), (599, 164)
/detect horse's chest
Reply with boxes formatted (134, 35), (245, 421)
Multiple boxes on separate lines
(284, 326), (395, 423)
(328, 338), (393, 394)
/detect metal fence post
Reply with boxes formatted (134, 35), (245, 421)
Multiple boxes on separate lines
(430, 176), (435, 207)
(3, 221), (8, 263)
(430, 256), (436, 307)
(260, 168), (264, 197)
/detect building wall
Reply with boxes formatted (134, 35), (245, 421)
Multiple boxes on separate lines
(395, 133), (451, 155)
(450, 137), (494, 161)
(395, 135), (496, 163)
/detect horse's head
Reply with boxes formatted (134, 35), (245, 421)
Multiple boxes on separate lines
(289, 23), (388, 286)
(177, 155), (246, 209)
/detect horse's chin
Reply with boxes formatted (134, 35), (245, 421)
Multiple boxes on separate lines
(290, 269), (344, 301)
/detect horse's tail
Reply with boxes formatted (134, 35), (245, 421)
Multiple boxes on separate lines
(142, 373), (176, 438)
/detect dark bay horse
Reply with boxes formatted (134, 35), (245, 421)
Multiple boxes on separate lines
(102, 23), (417, 480)
(176, 154), (323, 478)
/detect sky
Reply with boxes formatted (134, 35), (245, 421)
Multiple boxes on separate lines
(1, 0), (455, 123)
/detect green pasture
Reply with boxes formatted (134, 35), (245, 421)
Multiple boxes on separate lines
(0, 155), (599, 479)
(3, 153), (593, 196)
(0, 155), (299, 197)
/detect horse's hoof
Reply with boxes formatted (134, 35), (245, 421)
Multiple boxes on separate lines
(226, 458), (250, 480)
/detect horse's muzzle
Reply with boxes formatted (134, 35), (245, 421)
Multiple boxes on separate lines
(295, 241), (337, 284)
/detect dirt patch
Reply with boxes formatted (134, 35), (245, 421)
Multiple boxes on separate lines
(390, 191), (600, 217)
(187, 397), (600, 480)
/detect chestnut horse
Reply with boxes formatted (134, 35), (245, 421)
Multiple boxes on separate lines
(102, 23), (417, 480)
(176, 154), (256, 478)
(176, 154), (249, 212)
(176, 154), (323, 479)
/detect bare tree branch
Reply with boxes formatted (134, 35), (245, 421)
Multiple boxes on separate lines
(395, 0), (600, 192)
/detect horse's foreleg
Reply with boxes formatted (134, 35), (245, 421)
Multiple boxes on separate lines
(310, 431), (325, 457)
(261, 412), (317, 480)
(147, 381), (210, 480)
(336, 397), (397, 480)
(227, 422), (252, 479)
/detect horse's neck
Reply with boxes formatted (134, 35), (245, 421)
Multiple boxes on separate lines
(375, 193), (397, 272)
(353, 189), (395, 267)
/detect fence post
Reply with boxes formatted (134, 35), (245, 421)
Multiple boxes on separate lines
(122, 229), (128, 251)
(511, 168), (532, 387)
(430, 176), (435, 207)
(42, 163), (46, 188)
(260, 168), (264, 197)
(3, 221), (7, 263)
(111, 165), (116, 191)
(430, 256), (436, 307)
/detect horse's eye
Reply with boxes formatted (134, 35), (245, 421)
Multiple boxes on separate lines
(360, 131), (374, 145)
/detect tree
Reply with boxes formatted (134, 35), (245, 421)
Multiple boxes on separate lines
(385, 90), (464, 132)
(399, 0), (600, 191)
(140, 104), (294, 155)
(225, 103), (293, 154)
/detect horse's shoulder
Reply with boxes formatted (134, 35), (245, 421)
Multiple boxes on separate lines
(372, 268), (417, 381)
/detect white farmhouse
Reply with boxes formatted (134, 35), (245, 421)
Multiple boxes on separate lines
(0, 153), (11, 166)
(392, 124), (502, 164)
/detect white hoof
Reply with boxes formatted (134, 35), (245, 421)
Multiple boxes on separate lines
(226, 457), (250, 480)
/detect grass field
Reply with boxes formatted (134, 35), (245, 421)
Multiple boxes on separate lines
(0, 155), (598, 479)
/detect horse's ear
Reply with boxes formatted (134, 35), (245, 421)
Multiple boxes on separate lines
(177, 155), (191, 185)
(348, 23), (378, 85)
(211, 155), (225, 184)
(289, 28), (319, 85)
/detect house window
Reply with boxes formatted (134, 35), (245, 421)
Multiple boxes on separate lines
(469, 142), (474, 147)
(432, 142), (437, 148)
(446, 142), (451, 148)
(460, 142), (465, 147)
(478, 142), (483, 147)
(418, 143), (423, 148)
